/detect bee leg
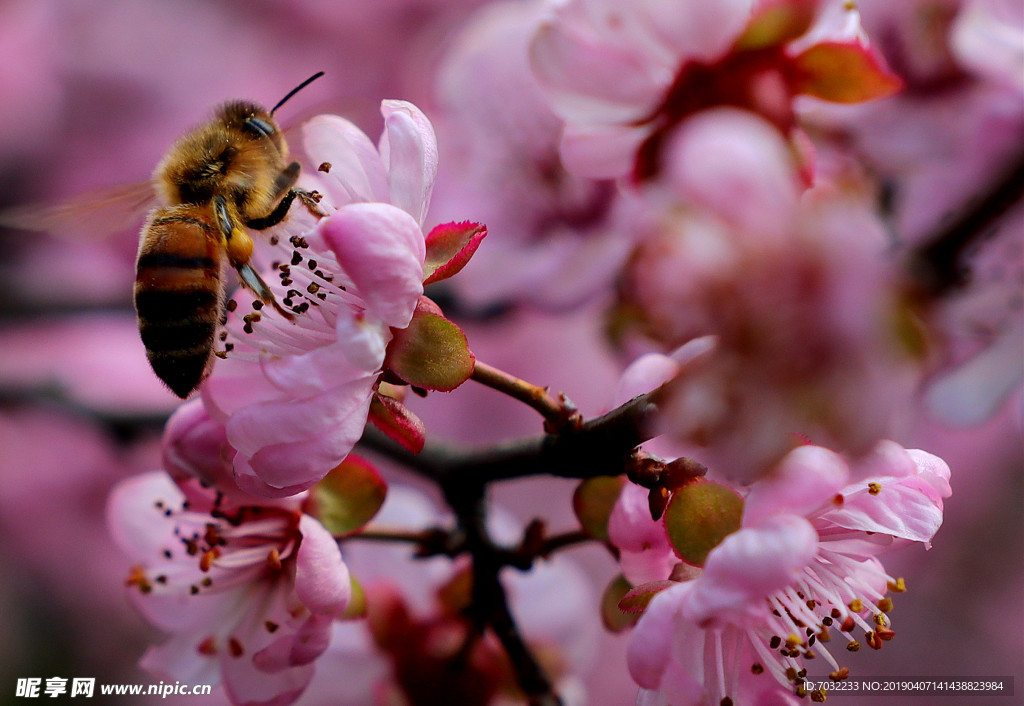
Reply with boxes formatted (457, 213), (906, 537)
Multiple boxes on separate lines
(236, 262), (295, 320)
(214, 195), (293, 321)
(247, 163), (326, 230)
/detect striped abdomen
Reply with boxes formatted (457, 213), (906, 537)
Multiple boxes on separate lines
(135, 206), (225, 398)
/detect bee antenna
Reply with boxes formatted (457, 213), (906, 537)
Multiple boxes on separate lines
(271, 71), (325, 115)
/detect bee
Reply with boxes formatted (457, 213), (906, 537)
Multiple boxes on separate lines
(133, 72), (326, 398)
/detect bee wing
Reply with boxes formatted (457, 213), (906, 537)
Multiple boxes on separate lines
(0, 181), (157, 240)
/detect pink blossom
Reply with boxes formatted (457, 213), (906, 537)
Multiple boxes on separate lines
(799, 3), (1023, 428)
(615, 112), (922, 480)
(608, 481), (678, 586)
(951, 0), (1024, 93)
(621, 442), (951, 704)
(430, 0), (632, 310)
(201, 100), (436, 498)
(107, 470), (351, 706)
(530, 0), (900, 180)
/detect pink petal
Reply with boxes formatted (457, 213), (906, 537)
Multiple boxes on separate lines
(295, 514), (351, 617)
(228, 377), (376, 492)
(663, 108), (799, 237)
(233, 459), (315, 500)
(333, 309), (391, 372)
(106, 470), (184, 560)
(221, 654), (312, 706)
(201, 355), (285, 419)
(743, 445), (849, 526)
(318, 203), (425, 329)
(253, 615), (334, 672)
(301, 114), (388, 207)
(824, 475), (946, 545)
(847, 440), (917, 481)
(530, 21), (668, 124)
(139, 635), (220, 685)
(626, 581), (691, 689)
(608, 482), (678, 585)
(613, 353), (680, 406)
(560, 122), (649, 178)
(687, 514), (817, 625)
(260, 337), (384, 397)
(636, 0), (755, 61)
(906, 449), (952, 502)
(379, 100), (438, 225)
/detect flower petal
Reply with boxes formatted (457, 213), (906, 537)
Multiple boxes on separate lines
(626, 582), (691, 690)
(560, 122), (649, 178)
(530, 20), (668, 124)
(318, 203), (425, 329)
(295, 514), (351, 617)
(227, 377), (376, 492)
(302, 114), (389, 206)
(379, 100), (438, 225)
(686, 514), (817, 625)
(743, 445), (849, 526)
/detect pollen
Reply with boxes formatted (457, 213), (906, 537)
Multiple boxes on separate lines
(126, 566), (153, 594)
(867, 482), (881, 495)
(199, 547), (220, 572)
(267, 547), (283, 571)
(228, 637), (245, 657)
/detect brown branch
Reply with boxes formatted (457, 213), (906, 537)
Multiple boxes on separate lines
(905, 149), (1024, 298)
(471, 360), (583, 434)
(358, 391), (660, 485)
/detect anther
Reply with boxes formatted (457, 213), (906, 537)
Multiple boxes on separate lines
(888, 578), (907, 592)
(228, 637), (244, 658)
(197, 636), (217, 655)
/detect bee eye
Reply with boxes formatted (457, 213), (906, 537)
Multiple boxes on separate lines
(244, 116), (276, 139)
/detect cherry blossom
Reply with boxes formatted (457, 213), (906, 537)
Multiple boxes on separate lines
(618, 442), (951, 704)
(430, 0), (632, 310)
(530, 0), (901, 180)
(613, 110), (923, 480)
(200, 100), (435, 498)
(107, 470), (351, 706)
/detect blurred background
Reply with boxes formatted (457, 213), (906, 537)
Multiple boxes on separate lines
(0, 0), (1020, 705)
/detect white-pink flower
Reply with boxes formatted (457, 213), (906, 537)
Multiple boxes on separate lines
(201, 100), (436, 498)
(618, 442), (951, 704)
(530, 0), (901, 180)
(430, 0), (632, 310)
(107, 470), (351, 706)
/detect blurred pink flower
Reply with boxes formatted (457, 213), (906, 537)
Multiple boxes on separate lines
(202, 100), (435, 498)
(430, 0), (632, 310)
(529, 0), (900, 180)
(108, 470), (350, 706)
(951, 0), (1024, 93)
(615, 110), (922, 480)
(805, 2), (1024, 429)
(621, 443), (950, 704)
